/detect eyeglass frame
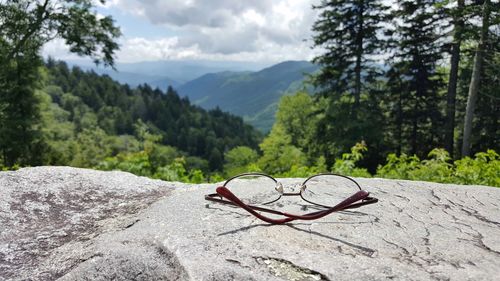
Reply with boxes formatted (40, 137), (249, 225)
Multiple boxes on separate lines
(205, 172), (378, 224)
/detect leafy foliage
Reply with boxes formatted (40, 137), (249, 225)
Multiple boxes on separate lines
(376, 148), (499, 187)
(332, 142), (371, 177)
(224, 146), (259, 177)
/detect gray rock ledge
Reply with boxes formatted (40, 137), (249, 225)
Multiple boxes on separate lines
(1, 166), (499, 280)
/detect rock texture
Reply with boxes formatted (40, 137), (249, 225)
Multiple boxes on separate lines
(1, 167), (499, 280)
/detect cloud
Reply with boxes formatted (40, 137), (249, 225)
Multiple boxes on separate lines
(45, 0), (321, 63)
(113, 0), (271, 27)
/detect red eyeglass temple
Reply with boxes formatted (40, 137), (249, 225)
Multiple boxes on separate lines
(216, 186), (371, 224)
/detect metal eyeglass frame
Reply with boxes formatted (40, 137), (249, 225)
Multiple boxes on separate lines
(205, 172), (378, 224)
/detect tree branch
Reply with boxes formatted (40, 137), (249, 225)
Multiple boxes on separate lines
(7, 0), (50, 60)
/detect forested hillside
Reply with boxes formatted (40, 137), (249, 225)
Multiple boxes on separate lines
(34, 60), (262, 175)
(178, 61), (319, 132)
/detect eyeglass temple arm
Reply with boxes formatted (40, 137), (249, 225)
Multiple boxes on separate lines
(214, 186), (371, 224)
(205, 193), (377, 215)
(293, 196), (378, 220)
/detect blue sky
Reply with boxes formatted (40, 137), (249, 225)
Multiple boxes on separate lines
(43, 0), (321, 64)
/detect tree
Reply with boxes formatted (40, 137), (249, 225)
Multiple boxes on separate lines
(224, 146), (259, 176)
(208, 147), (223, 172)
(0, 0), (121, 167)
(385, 0), (446, 157)
(0, 0), (120, 66)
(275, 92), (320, 155)
(462, 0), (492, 157)
(312, 0), (390, 107)
(311, 0), (389, 169)
(0, 45), (43, 166)
(444, 0), (465, 158)
(258, 124), (307, 174)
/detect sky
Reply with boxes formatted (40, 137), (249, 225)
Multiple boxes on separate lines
(43, 0), (322, 64)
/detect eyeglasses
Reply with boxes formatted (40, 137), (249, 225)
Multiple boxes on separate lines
(205, 172), (378, 224)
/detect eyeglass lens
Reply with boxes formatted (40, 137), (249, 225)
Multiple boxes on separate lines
(223, 174), (280, 205)
(301, 174), (362, 207)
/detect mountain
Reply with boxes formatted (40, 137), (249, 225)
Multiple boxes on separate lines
(177, 61), (319, 132)
(114, 60), (270, 83)
(65, 62), (180, 90)
(66, 59), (271, 90)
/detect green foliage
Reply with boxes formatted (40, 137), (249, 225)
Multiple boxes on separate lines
(0, 53), (43, 166)
(308, 0), (499, 173)
(456, 37), (500, 156)
(258, 124), (307, 174)
(0, 60), (263, 182)
(275, 92), (319, 152)
(453, 150), (499, 187)
(332, 142), (371, 177)
(99, 150), (209, 184)
(276, 157), (328, 178)
(71, 127), (111, 167)
(224, 146), (259, 177)
(0, 0), (121, 66)
(377, 149), (499, 187)
(259, 139), (499, 187)
(99, 151), (152, 177)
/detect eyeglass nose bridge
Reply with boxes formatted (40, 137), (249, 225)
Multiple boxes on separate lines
(275, 182), (284, 194)
(279, 183), (304, 196)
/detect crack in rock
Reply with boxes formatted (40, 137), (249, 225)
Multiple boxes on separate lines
(459, 207), (500, 227)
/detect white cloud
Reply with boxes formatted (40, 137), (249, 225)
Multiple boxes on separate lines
(42, 39), (82, 61)
(44, 0), (321, 63)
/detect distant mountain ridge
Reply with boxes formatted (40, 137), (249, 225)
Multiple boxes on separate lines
(67, 65), (181, 89)
(177, 60), (319, 132)
(66, 59), (270, 90)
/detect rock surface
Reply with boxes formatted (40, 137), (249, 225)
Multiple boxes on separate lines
(1, 167), (499, 280)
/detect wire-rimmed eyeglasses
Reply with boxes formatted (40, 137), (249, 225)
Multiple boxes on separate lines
(205, 172), (378, 224)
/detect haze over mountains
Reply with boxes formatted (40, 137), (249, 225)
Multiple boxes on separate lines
(68, 60), (319, 132)
(67, 59), (271, 87)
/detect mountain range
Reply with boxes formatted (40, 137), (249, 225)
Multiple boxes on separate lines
(177, 61), (319, 132)
(66, 59), (270, 87)
(67, 59), (319, 132)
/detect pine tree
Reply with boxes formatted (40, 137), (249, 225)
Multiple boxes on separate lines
(385, 0), (446, 157)
(0, 38), (43, 166)
(444, 0), (465, 158)
(311, 0), (390, 167)
(312, 0), (390, 106)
